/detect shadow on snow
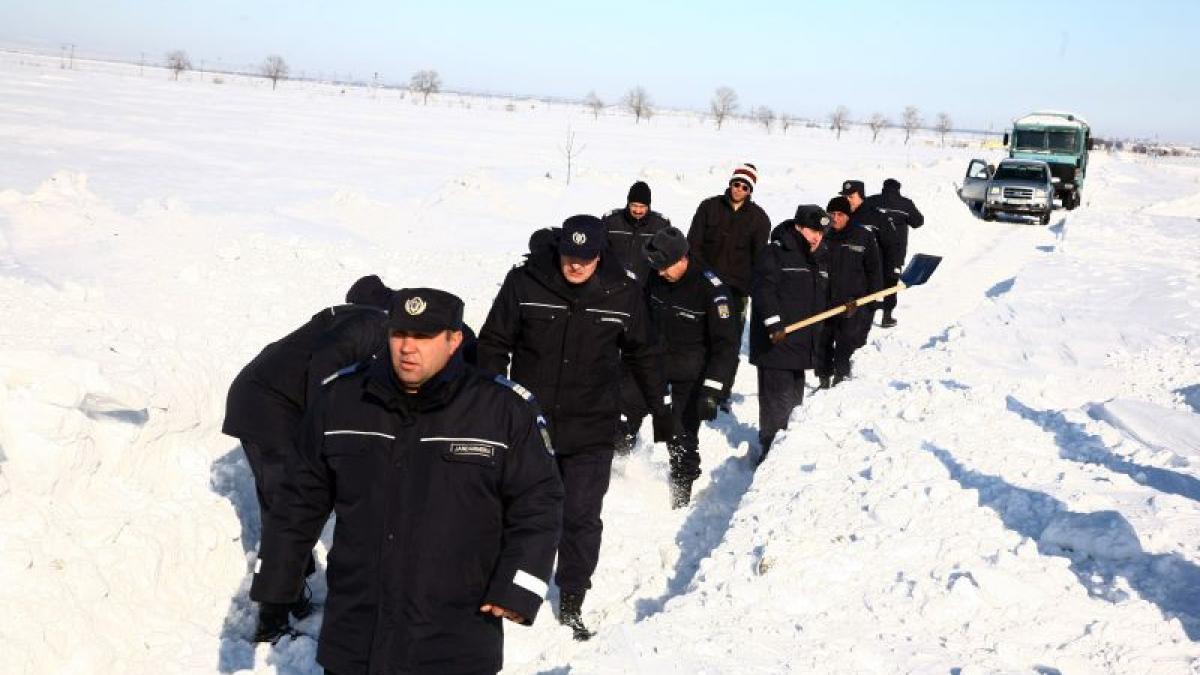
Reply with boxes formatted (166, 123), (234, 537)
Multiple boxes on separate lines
(925, 442), (1200, 640)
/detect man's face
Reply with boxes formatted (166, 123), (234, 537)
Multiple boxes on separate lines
(657, 255), (689, 283)
(729, 180), (752, 203)
(798, 226), (823, 249)
(829, 211), (849, 230)
(560, 254), (600, 284)
(627, 202), (649, 220)
(846, 191), (863, 210)
(389, 329), (463, 393)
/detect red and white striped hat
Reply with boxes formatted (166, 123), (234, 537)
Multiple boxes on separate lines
(729, 162), (758, 191)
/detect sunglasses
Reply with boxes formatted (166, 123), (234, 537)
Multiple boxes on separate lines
(730, 181), (752, 191)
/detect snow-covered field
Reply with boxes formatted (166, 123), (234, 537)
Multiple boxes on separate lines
(2, 53), (1199, 674)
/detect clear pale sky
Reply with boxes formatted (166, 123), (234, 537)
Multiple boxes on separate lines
(2, 0), (1197, 143)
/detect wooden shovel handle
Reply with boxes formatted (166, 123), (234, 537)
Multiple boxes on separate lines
(783, 283), (906, 335)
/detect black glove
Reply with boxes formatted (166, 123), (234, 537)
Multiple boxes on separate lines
(697, 389), (722, 421)
(652, 410), (681, 443)
(843, 299), (859, 318)
(769, 328), (787, 345)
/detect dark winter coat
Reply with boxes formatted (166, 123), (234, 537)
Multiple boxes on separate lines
(749, 222), (829, 370)
(823, 223), (884, 306)
(859, 188), (924, 266)
(251, 355), (563, 675)
(222, 304), (388, 449)
(685, 191), (772, 295)
(477, 243), (667, 453)
(645, 256), (740, 391)
(602, 207), (672, 285)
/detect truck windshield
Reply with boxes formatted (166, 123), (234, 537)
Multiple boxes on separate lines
(993, 165), (1047, 182)
(1013, 129), (1079, 154)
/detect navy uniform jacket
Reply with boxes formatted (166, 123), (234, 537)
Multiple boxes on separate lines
(645, 256), (739, 389)
(251, 355), (563, 675)
(749, 222), (829, 370)
(476, 242), (668, 453)
(602, 207), (672, 285)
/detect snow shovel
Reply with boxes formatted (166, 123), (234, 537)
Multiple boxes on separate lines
(783, 254), (943, 334)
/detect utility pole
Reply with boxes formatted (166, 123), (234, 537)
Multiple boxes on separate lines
(139, 51), (145, 76)
(68, 44), (75, 69)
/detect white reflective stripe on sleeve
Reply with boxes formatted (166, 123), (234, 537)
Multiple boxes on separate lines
(663, 395), (672, 405)
(764, 315), (781, 326)
(513, 570), (549, 598)
(324, 430), (396, 440)
(254, 558), (262, 573)
(703, 379), (723, 390)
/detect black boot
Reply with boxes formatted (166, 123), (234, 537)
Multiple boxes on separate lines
(558, 591), (595, 641)
(289, 582), (313, 620)
(669, 475), (693, 509)
(818, 375), (831, 390)
(880, 313), (897, 328)
(252, 602), (293, 643)
(831, 373), (847, 387)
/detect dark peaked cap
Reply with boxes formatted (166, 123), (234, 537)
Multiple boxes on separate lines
(387, 288), (464, 333)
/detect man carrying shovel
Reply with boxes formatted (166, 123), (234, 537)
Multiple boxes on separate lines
(816, 196), (882, 388)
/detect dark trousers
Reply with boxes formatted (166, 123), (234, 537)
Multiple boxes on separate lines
(618, 365), (650, 442)
(725, 291), (749, 398)
(881, 245), (905, 315)
(815, 314), (871, 379)
(553, 448), (615, 594)
(756, 368), (805, 451)
(667, 379), (703, 481)
(242, 439), (316, 579)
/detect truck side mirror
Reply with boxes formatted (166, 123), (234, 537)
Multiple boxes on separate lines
(1003, 133), (1009, 146)
(986, 164), (995, 176)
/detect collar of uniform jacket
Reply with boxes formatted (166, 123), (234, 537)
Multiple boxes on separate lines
(364, 352), (467, 416)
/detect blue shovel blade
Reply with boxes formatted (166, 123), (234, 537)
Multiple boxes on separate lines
(899, 254), (942, 287)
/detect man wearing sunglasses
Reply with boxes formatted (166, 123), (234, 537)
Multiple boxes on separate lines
(685, 163), (772, 407)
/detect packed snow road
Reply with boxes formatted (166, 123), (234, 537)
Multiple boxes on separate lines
(1, 54), (1198, 673)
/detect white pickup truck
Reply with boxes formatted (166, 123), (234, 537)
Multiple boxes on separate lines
(958, 158), (1056, 225)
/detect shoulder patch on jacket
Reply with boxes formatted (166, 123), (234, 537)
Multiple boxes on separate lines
(703, 270), (723, 287)
(492, 375), (555, 456)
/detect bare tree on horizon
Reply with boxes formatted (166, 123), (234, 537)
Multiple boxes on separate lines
(561, 126), (586, 185)
(261, 55), (289, 90)
(829, 105), (850, 140)
(410, 70), (442, 104)
(868, 112), (890, 142)
(936, 112), (953, 146)
(753, 106), (775, 134)
(584, 91), (604, 119)
(902, 105), (922, 144)
(780, 114), (797, 135)
(623, 86), (653, 124)
(166, 50), (191, 81)
(710, 86), (738, 130)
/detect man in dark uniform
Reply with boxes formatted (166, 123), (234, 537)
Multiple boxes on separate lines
(603, 180), (672, 284)
(685, 163), (772, 406)
(602, 180), (672, 455)
(817, 197), (882, 388)
(250, 288), (563, 675)
(749, 206), (830, 464)
(477, 215), (673, 640)
(641, 227), (740, 508)
(862, 178), (924, 327)
(223, 274), (393, 642)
